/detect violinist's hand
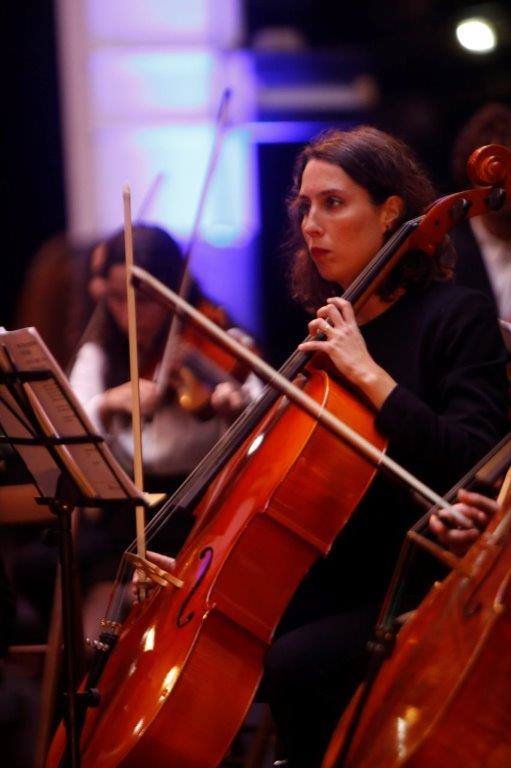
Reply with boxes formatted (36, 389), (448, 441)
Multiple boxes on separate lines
(131, 550), (176, 603)
(429, 489), (499, 558)
(227, 326), (257, 353)
(298, 298), (397, 409)
(210, 328), (257, 422)
(211, 382), (250, 422)
(98, 379), (160, 427)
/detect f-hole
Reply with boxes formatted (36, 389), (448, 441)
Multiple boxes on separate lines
(177, 547), (214, 628)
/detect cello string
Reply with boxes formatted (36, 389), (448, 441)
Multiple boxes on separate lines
(347, 218), (421, 310)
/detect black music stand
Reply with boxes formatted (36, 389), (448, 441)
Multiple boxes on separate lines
(0, 327), (147, 768)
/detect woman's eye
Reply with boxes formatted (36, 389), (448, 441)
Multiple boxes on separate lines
(325, 196), (342, 208)
(297, 201), (310, 219)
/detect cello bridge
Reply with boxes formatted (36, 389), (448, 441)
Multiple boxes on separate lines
(124, 552), (184, 590)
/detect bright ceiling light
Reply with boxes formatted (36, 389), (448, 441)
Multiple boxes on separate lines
(456, 18), (497, 53)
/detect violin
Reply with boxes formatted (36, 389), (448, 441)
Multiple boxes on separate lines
(45, 144), (511, 768)
(163, 297), (253, 415)
(322, 435), (511, 768)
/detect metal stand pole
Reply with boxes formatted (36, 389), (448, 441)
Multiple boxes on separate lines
(52, 500), (81, 768)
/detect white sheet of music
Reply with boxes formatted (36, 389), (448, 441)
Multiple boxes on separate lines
(0, 327), (144, 503)
(0, 359), (61, 497)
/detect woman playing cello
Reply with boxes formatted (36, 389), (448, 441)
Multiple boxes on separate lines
(53, 126), (508, 768)
(244, 126), (509, 767)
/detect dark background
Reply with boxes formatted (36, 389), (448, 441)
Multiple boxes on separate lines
(4, 1), (511, 358)
(4, 2), (66, 329)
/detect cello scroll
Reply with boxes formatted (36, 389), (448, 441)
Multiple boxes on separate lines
(467, 143), (511, 187)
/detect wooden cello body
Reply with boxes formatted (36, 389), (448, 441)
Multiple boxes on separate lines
(323, 474), (511, 768)
(47, 368), (385, 768)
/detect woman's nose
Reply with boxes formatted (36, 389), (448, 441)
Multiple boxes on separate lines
(302, 208), (323, 236)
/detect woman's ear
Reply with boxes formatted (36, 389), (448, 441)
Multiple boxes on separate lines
(90, 242), (107, 274)
(381, 195), (404, 232)
(88, 242), (107, 302)
(89, 276), (107, 302)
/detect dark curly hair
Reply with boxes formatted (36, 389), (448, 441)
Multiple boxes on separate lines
(286, 126), (454, 313)
(84, 224), (203, 388)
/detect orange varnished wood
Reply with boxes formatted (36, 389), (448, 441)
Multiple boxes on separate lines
(175, 299), (252, 413)
(323, 509), (511, 768)
(182, 299), (237, 374)
(46, 369), (385, 768)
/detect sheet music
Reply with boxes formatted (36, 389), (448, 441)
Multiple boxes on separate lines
(0, 327), (145, 503)
(0, 368), (62, 497)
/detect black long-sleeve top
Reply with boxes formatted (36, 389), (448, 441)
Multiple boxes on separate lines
(282, 281), (508, 628)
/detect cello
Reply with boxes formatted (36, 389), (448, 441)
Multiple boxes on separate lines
(46, 143), (511, 768)
(322, 436), (511, 768)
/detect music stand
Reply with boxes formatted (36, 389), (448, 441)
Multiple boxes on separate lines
(0, 327), (147, 768)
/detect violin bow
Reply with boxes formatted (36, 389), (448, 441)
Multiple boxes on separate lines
(122, 186), (147, 578)
(135, 172), (165, 223)
(154, 87), (232, 399)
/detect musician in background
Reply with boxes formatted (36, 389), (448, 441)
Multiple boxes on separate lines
(451, 102), (511, 321)
(70, 223), (226, 494)
(14, 233), (96, 369)
(68, 223), (260, 636)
